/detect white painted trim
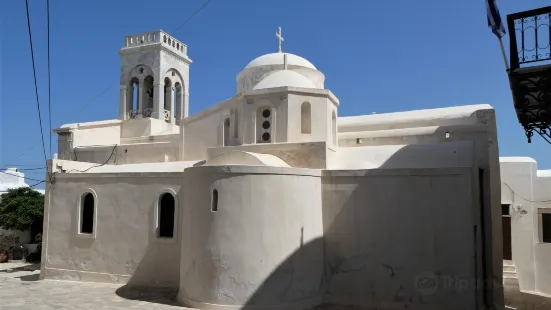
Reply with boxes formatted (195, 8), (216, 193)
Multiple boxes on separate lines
(76, 189), (98, 239)
(153, 188), (179, 243)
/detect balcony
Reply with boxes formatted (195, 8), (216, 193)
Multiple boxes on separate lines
(507, 6), (551, 143)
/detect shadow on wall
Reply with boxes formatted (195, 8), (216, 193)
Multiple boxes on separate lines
(236, 143), (498, 309)
(115, 192), (181, 302)
(116, 140), (500, 309)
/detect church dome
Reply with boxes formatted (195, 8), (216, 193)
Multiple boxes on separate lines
(253, 70), (317, 90)
(245, 53), (317, 70)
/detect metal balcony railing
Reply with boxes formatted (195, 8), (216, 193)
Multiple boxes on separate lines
(507, 6), (551, 70)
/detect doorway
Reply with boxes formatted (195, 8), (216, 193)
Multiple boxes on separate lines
(502, 204), (512, 260)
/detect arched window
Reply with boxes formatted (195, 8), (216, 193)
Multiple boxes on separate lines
(80, 193), (95, 234)
(332, 110), (337, 146)
(174, 82), (182, 121)
(212, 189), (219, 212)
(128, 78), (139, 115)
(158, 193), (175, 238)
(223, 118), (230, 146)
(301, 102), (312, 134)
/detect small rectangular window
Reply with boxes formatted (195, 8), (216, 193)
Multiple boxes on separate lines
(542, 213), (551, 243)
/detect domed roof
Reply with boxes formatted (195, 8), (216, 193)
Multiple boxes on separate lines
(253, 70), (317, 90)
(245, 52), (317, 70)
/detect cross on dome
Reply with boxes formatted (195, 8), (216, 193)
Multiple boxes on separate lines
(276, 27), (284, 53)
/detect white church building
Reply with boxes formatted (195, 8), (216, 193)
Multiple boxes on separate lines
(41, 29), (505, 309)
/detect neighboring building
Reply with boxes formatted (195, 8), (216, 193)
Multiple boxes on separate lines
(41, 29), (504, 309)
(500, 157), (551, 297)
(0, 168), (45, 244)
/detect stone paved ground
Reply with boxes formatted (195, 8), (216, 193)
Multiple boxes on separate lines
(2, 262), (550, 310)
(0, 262), (190, 310)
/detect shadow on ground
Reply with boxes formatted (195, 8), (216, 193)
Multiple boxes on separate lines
(115, 285), (180, 306)
(16, 273), (40, 281)
(504, 280), (551, 310)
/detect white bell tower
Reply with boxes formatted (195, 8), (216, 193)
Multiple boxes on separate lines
(118, 30), (192, 124)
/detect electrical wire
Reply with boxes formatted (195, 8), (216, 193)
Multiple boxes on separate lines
(504, 183), (551, 203)
(9, 0), (215, 168)
(28, 180), (46, 188)
(24, 0), (48, 170)
(47, 0), (52, 157)
(66, 145), (118, 173)
(174, 0), (214, 32)
(73, 0), (214, 117)
(0, 167), (45, 171)
(0, 171), (45, 183)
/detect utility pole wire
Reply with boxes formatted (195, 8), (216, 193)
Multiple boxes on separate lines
(24, 0), (49, 170)
(47, 0), (52, 157)
(10, 0), (216, 169)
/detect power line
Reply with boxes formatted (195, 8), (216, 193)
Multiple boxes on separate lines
(24, 0), (48, 168)
(66, 145), (117, 173)
(74, 0), (214, 117)
(47, 0), (52, 157)
(175, 0), (214, 32)
(74, 84), (114, 115)
(28, 180), (46, 188)
(504, 183), (551, 203)
(9, 0), (215, 167)
(0, 171), (45, 183)
(0, 167), (45, 171)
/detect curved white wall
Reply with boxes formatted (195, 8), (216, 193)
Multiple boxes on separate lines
(178, 166), (324, 309)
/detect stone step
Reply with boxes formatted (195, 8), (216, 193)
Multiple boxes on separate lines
(503, 260), (515, 267)
(503, 265), (517, 273)
(504, 270), (518, 279)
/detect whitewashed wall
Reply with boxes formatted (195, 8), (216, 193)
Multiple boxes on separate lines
(178, 166), (324, 309)
(42, 173), (183, 288)
(322, 168), (480, 309)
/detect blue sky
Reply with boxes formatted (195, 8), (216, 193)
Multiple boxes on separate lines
(1, 0), (550, 188)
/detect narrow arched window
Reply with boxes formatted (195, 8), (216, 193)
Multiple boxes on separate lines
(212, 189), (218, 212)
(301, 102), (311, 134)
(223, 118), (230, 146)
(158, 193), (175, 238)
(81, 193), (95, 234)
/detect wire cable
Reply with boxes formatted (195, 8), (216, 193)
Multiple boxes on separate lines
(0, 171), (45, 183)
(9, 0), (215, 169)
(66, 145), (118, 173)
(24, 0), (48, 169)
(503, 183), (551, 203)
(47, 0), (52, 157)
(28, 180), (46, 188)
(0, 167), (45, 171)
(175, 0), (214, 32)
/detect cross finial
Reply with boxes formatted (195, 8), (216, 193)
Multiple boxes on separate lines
(276, 27), (284, 53)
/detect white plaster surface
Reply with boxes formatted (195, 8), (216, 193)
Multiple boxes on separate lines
(45, 29), (505, 310)
(245, 53), (316, 70)
(500, 157), (551, 297)
(253, 70), (317, 90)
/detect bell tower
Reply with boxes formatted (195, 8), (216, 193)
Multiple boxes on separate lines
(118, 30), (192, 124)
